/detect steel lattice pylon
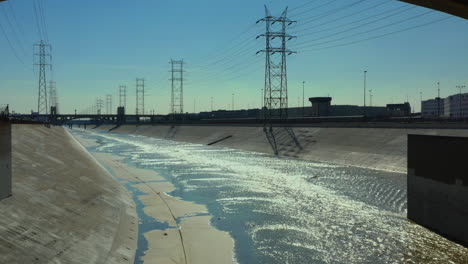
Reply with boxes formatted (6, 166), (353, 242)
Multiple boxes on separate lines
(34, 41), (52, 114)
(170, 59), (184, 115)
(136, 78), (145, 115)
(106, 94), (112, 114)
(257, 6), (296, 129)
(119, 85), (127, 108)
(96, 98), (104, 115)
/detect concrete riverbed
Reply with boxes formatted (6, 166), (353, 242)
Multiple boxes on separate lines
(71, 127), (468, 263)
(1, 124), (468, 263)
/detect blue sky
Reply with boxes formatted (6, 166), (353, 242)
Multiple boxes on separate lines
(0, 0), (467, 114)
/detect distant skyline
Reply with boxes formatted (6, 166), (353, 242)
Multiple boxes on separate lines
(0, 0), (467, 114)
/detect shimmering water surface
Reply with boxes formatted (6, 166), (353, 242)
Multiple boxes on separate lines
(71, 129), (468, 264)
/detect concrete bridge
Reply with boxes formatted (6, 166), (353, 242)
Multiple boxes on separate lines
(12, 113), (165, 125)
(399, 0), (468, 19)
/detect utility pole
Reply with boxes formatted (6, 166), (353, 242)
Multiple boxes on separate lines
(437, 82), (441, 119)
(119, 85), (127, 109)
(257, 6), (296, 129)
(363, 70), (367, 117)
(170, 59), (185, 116)
(106, 94), (112, 115)
(34, 41), (52, 114)
(136, 78), (145, 115)
(302, 81), (305, 118)
(456, 85), (466, 119)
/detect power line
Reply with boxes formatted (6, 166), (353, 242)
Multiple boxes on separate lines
(191, 28), (262, 70)
(298, 15), (453, 52)
(291, 0), (393, 34)
(191, 23), (259, 64)
(297, 0), (370, 25)
(295, 10), (435, 50)
(294, 5), (416, 48)
(1, 5), (28, 57)
(0, 20), (27, 67)
(3, 3), (29, 57)
(191, 54), (263, 85)
(6, 2), (25, 36)
(32, 0), (44, 40)
(191, 44), (260, 80)
(297, 4), (409, 38)
(291, 0), (340, 18)
(289, 0), (322, 13)
(36, 0), (49, 42)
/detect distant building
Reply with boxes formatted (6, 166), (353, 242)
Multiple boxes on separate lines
(308, 97), (409, 117)
(309, 97), (332, 116)
(386, 103), (412, 117)
(422, 92), (468, 118)
(421, 98), (444, 118)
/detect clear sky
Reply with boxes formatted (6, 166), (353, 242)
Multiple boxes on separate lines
(1, 0), (467, 114)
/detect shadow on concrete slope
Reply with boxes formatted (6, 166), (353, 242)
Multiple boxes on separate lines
(264, 127), (316, 157)
(165, 125), (179, 139)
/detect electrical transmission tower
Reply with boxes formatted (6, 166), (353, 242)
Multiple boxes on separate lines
(34, 41), (52, 114)
(119, 85), (127, 108)
(106, 94), (112, 114)
(96, 99), (104, 115)
(170, 59), (185, 115)
(257, 6), (296, 129)
(136, 78), (145, 115)
(48, 81), (58, 113)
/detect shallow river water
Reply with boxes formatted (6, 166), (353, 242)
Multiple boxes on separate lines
(71, 129), (468, 264)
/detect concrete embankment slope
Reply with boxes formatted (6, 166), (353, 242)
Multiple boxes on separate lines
(96, 125), (468, 173)
(0, 125), (137, 264)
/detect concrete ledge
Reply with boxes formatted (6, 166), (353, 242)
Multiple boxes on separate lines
(0, 122), (11, 200)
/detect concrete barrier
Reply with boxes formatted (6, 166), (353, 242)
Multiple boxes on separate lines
(408, 135), (468, 247)
(0, 122), (11, 200)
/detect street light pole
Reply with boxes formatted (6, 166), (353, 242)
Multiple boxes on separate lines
(456, 85), (466, 119)
(363, 71), (367, 117)
(437, 82), (440, 119)
(420, 91), (422, 114)
(302, 81), (305, 118)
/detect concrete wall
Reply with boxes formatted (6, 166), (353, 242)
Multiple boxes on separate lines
(0, 123), (11, 200)
(0, 125), (137, 263)
(408, 135), (468, 247)
(95, 125), (468, 173)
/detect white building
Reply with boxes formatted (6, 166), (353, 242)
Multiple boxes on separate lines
(445, 93), (468, 118)
(421, 98), (444, 117)
(422, 92), (468, 118)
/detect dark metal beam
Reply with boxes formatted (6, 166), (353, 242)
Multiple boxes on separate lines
(399, 0), (468, 19)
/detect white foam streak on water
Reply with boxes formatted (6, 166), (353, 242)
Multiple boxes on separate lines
(78, 130), (468, 264)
